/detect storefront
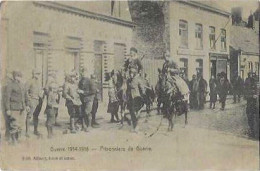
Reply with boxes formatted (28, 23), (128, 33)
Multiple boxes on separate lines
(210, 53), (229, 78)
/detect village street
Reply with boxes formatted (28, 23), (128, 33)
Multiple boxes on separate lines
(1, 98), (259, 170)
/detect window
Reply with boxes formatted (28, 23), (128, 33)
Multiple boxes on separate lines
(221, 29), (227, 51)
(209, 26), (216, 50)
(196, 59), (203, 75)
(179, 20), (188, 48)
(33, 31), (50, 86)
(195, 24), (203, 49)
(65, 36), (82, 73)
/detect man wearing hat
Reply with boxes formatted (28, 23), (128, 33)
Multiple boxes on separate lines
(5, 70), (26, 144)
(79, 68), (98, 129)
(63, 70), (84, 133)
(45, 70), (61, 126)
(90, 74), (100, 127)
(25, 69), (44, 137)
(126, 68), (145, 133)
(162, 51), (178, 74)
(124, 47), (143, 76)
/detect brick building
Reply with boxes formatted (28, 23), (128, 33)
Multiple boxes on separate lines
(164, 1), (231, 82)
(1, 1), (134, 100)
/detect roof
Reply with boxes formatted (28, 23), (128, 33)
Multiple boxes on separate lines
(33, 2), (135, 28)
(179, 1), (231, 17)
(230, 26), (259, 54)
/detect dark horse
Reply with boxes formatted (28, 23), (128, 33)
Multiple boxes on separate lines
(155, 70), (188, 131)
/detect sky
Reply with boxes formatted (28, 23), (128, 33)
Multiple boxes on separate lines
(202, 0), (259, 20)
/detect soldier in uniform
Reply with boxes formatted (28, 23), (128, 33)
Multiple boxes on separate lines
(126, 68), (145, 133)
(78, 68), (97, 129)
(5, 71), (27, 144)
(25, 69), (44, 137)
(124, 47), (143, 76)
(90, 74), (100, 127)
(63, 71), (84, 133)
(162, 51), (178, 74)
(45, 81), (60, 138)
(45, 71), (61, 126)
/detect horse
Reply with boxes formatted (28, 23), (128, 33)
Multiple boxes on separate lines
(114, 69), (155, 126)
(155, 70), (188, 131)
(114, 69), (131, 125)
(155, 69), (168, 115)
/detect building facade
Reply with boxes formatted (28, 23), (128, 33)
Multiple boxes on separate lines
(230, 26), (259, 80)
(166, 1), (231, 81)
(1, 1), (134, 100)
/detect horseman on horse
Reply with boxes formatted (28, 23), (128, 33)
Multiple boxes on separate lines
(156, 51), (189, 131)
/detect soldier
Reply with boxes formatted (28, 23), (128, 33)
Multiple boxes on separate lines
(126, 68), (145, 133)
(78, 68), (97, 129)
(25, 69), (44, 137)
(90, 74), (100, 127)
(63, 71), (84, 133)
(124, 47), (143, 76)
(45, 71), (61, 126)
(162, 51), (178, 74)
(45, 81), (60, 138)
(2, 70), (13, 142)
(5, 71), (27, 144)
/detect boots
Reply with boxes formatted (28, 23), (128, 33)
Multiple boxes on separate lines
(70, 118), (76, 134)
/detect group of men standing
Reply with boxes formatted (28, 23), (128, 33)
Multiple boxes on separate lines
(3, 67), (99, 145)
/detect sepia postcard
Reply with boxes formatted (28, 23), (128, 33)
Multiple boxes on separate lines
(0, 0), (259, 170)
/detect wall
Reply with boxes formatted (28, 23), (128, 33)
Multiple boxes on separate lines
(168, 2), (231, 82)
(2, 2), (133, 86)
